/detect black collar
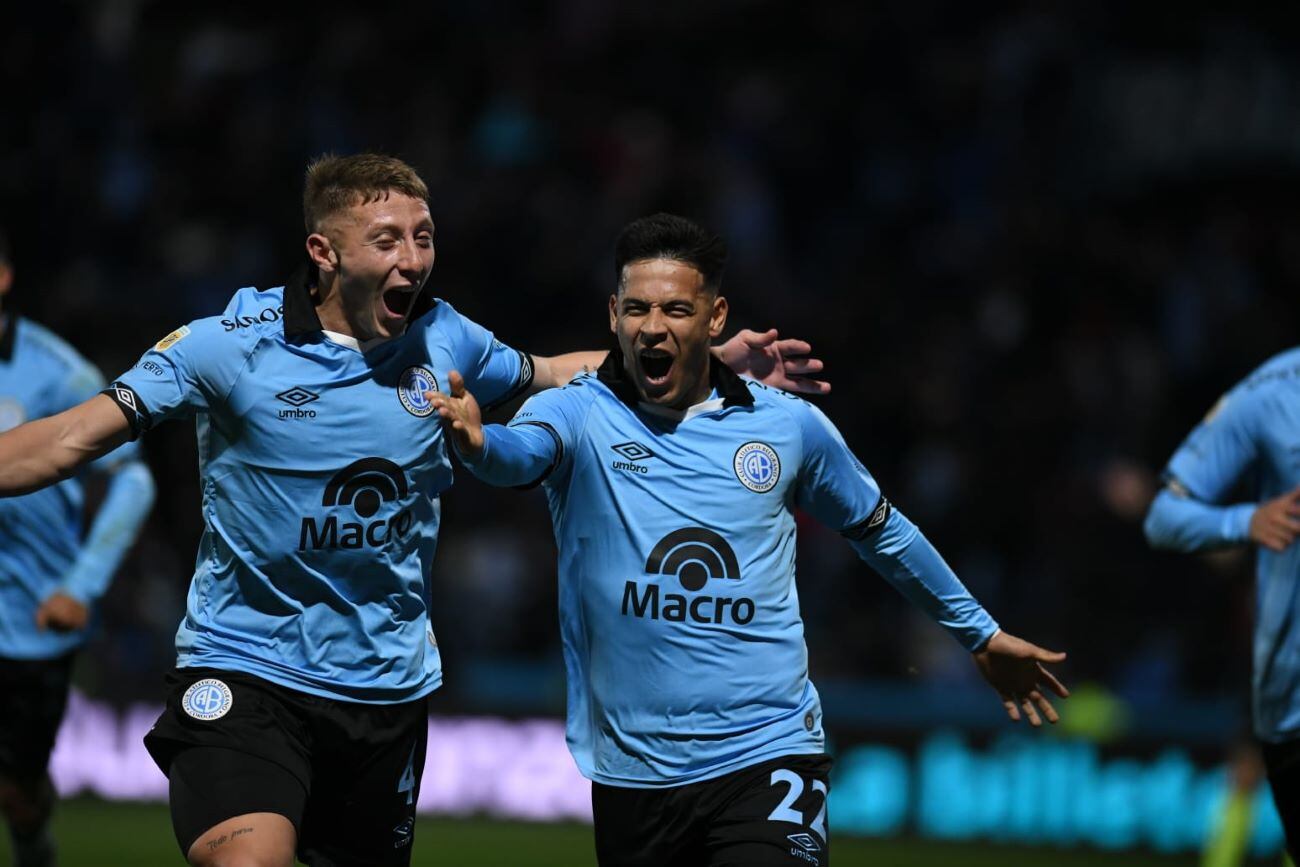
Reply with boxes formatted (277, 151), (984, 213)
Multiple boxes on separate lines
(0, 314), (15, 361)
(281, 261), (439, 339)
(596, 342), (755, 410)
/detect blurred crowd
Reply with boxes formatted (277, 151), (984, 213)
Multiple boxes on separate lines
(6, 3), (1300, 723)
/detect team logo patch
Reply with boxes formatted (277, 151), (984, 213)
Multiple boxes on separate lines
(181, 678), (233, 721)
(398, 366), (438, 417)
(0, 398), (25, 432)
(734, 442), (780, 493)
(154, 325), (191, 352)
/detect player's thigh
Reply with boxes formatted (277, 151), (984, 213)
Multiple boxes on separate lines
(0, 653), (74, 787)
(591, 781), (706, 867)
(170, 746), (305, 866)
(186, 812), (297, 867)
(705, 754), (833, 867)
(296, 698), (429, 866)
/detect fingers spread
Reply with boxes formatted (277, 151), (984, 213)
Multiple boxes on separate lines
(742, 328), (779, 348)
(1037, 664), (1070, 698)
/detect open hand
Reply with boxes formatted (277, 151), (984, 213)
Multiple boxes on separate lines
(428, 370), (485, 458)
(973, 630), (1069, 727)
(715, 329), (830, 395)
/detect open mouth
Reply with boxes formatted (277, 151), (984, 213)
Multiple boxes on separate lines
(639, 348), (674, 387)
(380, 286), (418, 320)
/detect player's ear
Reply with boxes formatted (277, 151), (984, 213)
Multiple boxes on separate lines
(608, 294), (618, 333)
(709, 294), (728, 339)
(0, 262), (12, 298)
(306, 233), (337, 274)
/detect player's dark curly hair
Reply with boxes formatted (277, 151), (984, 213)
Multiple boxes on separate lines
(614, 213), (727, 294)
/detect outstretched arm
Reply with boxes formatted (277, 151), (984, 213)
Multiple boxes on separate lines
(528, 329), (829, 394)
(429, 372), (561, 488)
(0, 394), (132, 497)
(849, 508), (1069, 727)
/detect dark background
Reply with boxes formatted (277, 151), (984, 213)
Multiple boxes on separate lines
(6, 2), (1298, 744)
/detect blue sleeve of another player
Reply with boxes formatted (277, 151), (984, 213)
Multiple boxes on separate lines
(1144, 383), (1263, 551)
(1143, 487), (1255, 551)
(59, 459), (156, 603)
(103, 319), (248, 438)
(436, 302), (535, 410)
(794, 401), (998, 652)
(458, 384), (584, 488)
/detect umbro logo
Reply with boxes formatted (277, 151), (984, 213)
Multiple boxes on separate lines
(276, 386), (319, 420)
(277, 387), (319, 407)
(612, 442), (654, 461)
(611, 441), (654, 474)
(114, 386), (138, 412)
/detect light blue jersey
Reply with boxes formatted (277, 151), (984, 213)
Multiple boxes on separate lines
(1146, 347), (1300, 742)
(460, 350), (999, 787)
(0, 316), (154, 659)
(106, 280), (532, 703)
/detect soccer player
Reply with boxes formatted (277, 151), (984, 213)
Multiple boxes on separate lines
(0, 156), (826, 867)
(432, 213), (1070, 866)
(0, 229), (156, 867)
(1145, 349), (1300, 859)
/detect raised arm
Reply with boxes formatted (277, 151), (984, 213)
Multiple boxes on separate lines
(0, 394), (132, 497)
(528, 329), (829, 394)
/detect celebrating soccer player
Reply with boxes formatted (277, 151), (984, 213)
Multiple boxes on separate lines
(1145, 350), (1300, 859)
(0, 229), (156, 867)
(0, 156), (826, 867)
(431, 213), (1070, 866)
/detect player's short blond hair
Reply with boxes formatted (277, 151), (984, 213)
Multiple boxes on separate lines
(303, 154), (429, 233)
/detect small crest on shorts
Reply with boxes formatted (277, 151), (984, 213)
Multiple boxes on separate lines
(181, 678), (233, 721)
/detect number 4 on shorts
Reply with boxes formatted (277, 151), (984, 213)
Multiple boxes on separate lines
(767, 769), (828, 842)
(398, 743), (417, 805)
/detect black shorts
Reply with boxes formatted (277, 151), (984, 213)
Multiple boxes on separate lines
(592, 754), (833, 867)
(0, 653), (75, 781)
(144, 667), (428, 866)
(1263, 737), (1300, 857)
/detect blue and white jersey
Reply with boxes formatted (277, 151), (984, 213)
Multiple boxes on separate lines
(1147, 347), (1300, 742)
(461, 349), (998, 787)
(106, 280), (531, 703)
(0, 316), (149, 659)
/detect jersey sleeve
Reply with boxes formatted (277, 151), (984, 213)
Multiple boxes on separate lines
(435, 302), (534, 410)
(1163, 382), (1263, 502)
(102, 319), (251, 439)
(792, 400), (886, 532)
(793, 400), (998, 651)
(459, 379), (589, 489)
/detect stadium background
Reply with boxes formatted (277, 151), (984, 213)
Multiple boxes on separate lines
(6, 2), (1300, 864)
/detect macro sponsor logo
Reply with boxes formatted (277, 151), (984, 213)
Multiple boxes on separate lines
(298, 457), (414, 550)
(621, 528), (755, 625)
(221, 305), (284, 331)
(610, 441), (654, 474)
(276, 386), (319, 420)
